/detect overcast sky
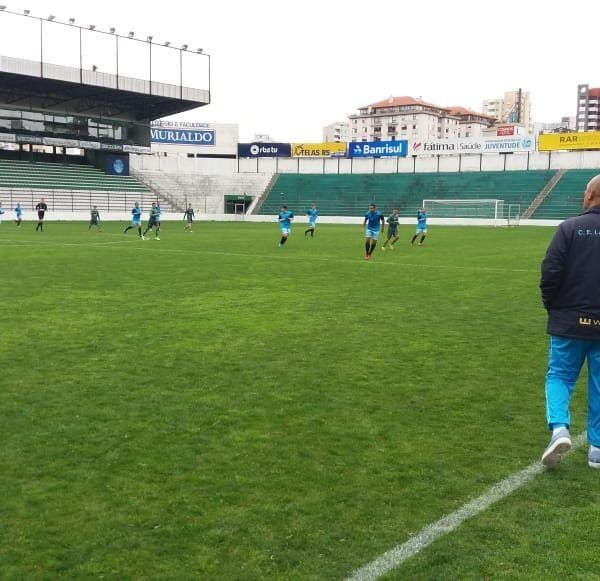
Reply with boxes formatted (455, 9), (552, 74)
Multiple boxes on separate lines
(2, 0), (599, 141)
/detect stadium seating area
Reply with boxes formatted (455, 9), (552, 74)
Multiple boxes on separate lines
(134, 170), (274, 214)
(0, 159), (164, 212)
(532, 169), (598, 219)
(0, 159), (148, 192)
(259, 170), (556, 217)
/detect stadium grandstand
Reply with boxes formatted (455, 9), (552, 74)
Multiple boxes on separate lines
(0, 7), (209, 214)
(254, 169), (591, 220)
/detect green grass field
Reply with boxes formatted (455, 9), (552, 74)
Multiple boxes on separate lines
(1, 221), (598, 580)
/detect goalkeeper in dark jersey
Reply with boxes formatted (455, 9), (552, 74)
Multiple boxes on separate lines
(143, 202), (161, 240)
(381, 208), (400, 250)
(183, 204), (194, 231)
(88, 206), (102, 231)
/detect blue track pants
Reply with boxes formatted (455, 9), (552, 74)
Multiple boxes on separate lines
(545, 335), (600, 447)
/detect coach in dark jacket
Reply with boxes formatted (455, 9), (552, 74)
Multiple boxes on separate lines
(539, 174), (600, 469)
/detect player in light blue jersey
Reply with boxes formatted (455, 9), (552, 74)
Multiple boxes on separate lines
(411, 207), (428, 246)
(123, 202), (145, 239)
(304, 204), (318, 237)
(362, 203), (385, 260)
(278, 205), (294, 247)
(14, 203), (23, 226)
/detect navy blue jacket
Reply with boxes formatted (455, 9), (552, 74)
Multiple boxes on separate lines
(540, 206), (600, 340)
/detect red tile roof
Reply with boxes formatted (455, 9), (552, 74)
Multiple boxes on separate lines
(588, 88), (600, 98)
(363, 96), (446, 110)
(446, 106), (495, 119)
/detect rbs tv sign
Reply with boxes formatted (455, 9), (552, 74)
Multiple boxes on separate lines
(150, 128), (216, 146)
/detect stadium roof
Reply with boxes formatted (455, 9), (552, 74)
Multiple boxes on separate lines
(588, 88), (600, 98)
(0, 70), (207, 121)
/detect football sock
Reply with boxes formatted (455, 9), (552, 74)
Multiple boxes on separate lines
(370, 242), (377, 255)
(124, 226), (132, 233)
(280, 236), (287, 245)
(411, 235), (418, 244)
(138, 227), (143, 237)
(156, 228), (160, 238)
(420, 235), (426, 243)
(365, 241), (371, 254)
(305, 229), (310, 236)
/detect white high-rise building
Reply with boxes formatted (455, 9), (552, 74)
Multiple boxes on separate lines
(348, 96), (492, 143)
(323, 121), (349, 142)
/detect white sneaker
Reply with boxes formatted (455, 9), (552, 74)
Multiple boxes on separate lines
(155, 237), (160, 241)
(589, 445), (600, 469)
(541, 428), (572, 467)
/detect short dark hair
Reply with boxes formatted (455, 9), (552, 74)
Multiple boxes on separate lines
(281, 205), (287, 210)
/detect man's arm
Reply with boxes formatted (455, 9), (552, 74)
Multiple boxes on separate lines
(540, 225), (570, 309)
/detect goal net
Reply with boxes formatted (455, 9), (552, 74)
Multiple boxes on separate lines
(422, 199), (506, 223)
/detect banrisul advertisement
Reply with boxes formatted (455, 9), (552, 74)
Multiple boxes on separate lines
(349, 140), (408, 158)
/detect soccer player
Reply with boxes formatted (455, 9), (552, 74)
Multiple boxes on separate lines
(88, 206), (102, 231)
(278, 205), (294, 247)
(14, 203), (23, 226)
(411, 207), (428, 246)
(123, 202), (144, 239)
(362, 203), (385, 260)
(381, 208), (400, 250)
(183, 204), (195, 231)
(539, 174), (600, 470)
(35, 198), (48, 232)
(305, 203), (318, 237)
(143, 202), (161, 240)
(0, 202), (4, 225)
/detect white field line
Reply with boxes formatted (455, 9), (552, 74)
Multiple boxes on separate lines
(0, 237), (539, 275)
(347, 431), (588, 581)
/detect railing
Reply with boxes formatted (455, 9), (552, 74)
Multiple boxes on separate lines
(257, 197), (582, 220)
(0, 188), (162, 212)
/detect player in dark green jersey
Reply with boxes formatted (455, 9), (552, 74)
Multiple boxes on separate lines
(184, 204), (194, 231)
(381, 208), (400, 250)
(143, 202), (161, 240)
(88, 206), (102, 231)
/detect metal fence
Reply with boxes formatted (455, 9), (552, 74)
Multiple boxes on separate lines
(0, 188), (161, 212)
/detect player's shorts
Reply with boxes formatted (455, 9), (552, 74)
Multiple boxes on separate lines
(37, 211), (45, 220)
(416, 226), (427, 234)
(387, 226), (398, 237)
(147, 219), (158, 228)
(132, 219), (141, 226)
(186, 217), (193, 223)
(280, 226), (291, 236)
(307, 221), (316, 229)
(365, 227), (381, 240)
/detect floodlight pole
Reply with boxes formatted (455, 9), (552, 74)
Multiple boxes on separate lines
(39, 17), (43, 78)
(115, 35), (119, 89)
(149, 40), (152, 95)
(79, 26), (82, 83)
(179, 48), (183, 99)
